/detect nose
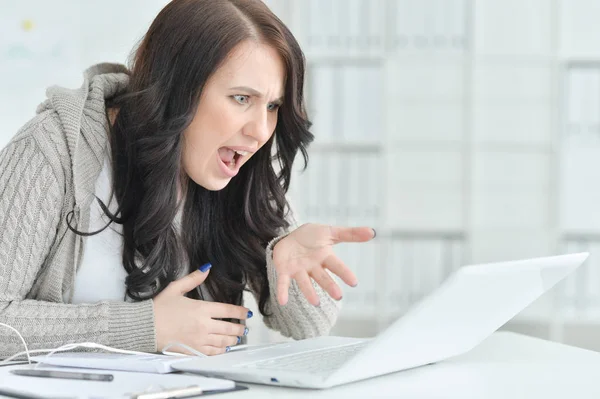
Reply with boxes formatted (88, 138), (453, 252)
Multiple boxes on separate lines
(243, 107), (272, 143)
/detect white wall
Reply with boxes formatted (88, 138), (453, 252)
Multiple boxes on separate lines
(0, 0), (170, 147)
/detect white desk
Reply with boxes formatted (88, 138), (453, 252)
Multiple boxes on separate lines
(1, 331), (600, 398)
(230, 331), (600, 398)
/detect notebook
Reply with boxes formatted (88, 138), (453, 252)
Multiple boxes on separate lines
(31, 352), (194, 374)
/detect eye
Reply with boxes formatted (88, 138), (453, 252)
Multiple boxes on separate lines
(267, 103), (281, 112)
(232, 95), (249, 105)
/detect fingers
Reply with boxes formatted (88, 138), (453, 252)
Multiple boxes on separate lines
(206, 334), (242, 349)
(311, 267), (343, 300)
(196, 346), (229, 356)
(195, 334), (242, 356)
(205, 302), (252, 320)
(209, 320), (249, 337)
(295, 271), (320, 306)
(329, 226), (376, 244)
(277, 273), (291, 306)
(168, 263), (212, 295)
(323, 254), (358, 287)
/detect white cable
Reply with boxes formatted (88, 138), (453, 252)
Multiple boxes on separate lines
(161, 342), (207, 357)
(2, 340), (150, 365)
(0, 322), (31, 364)
(30, 342), (151, 369)
(0, 322), (207, 366)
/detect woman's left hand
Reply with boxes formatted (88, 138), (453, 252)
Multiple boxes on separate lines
(272, 223), (376, 306)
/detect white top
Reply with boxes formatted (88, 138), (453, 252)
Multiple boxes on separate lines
(70, 156), (129, 303)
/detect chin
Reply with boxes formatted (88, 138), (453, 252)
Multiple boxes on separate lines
(198, 178), (231, 191)
(186, 167), (233, 191)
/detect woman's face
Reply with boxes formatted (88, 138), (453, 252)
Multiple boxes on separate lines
(182, 40), (285, 191)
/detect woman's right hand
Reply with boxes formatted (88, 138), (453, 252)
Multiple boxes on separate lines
(153, 263), (251, 355)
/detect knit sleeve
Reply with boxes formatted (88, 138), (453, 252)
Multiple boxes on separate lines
(259, 234), (341, 339)
(0, 130), (155, 359)
(253, 198), (341, 339)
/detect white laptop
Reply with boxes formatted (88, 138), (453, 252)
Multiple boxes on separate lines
(173, 252), (589, 389)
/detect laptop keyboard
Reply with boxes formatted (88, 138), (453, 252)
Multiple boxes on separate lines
(236, 342), (368, 375)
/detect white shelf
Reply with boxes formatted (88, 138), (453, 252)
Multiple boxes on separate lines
(562, 232), (600, 240)
(304, 54), (385, 64)
(308, 141), (382, 152)
(561, 58), (600, 65)
(386, 51), (468, 62)
(384, 229), (465, 240)
(474, 142), (556, 153)
(473, 53), (558, 63)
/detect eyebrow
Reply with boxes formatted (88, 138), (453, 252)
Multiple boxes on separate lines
(230, 86), (284, 103)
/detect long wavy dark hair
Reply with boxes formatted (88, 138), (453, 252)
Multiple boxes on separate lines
(98, 0), (313, 316)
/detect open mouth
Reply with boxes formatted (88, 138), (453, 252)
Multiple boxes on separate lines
(217, 147), (253, 178)
(218, 148), (248, 170)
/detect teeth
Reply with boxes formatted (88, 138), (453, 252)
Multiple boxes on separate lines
(234, 150), (248, 156)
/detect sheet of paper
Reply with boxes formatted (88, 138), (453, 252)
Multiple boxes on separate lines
(0, 364), (235, 399)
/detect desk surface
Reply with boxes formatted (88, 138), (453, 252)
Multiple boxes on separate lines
(230, 331), (600, 398)
(1, 331), (599, 399)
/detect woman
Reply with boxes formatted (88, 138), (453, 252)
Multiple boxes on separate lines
(0, 0), (375, 358)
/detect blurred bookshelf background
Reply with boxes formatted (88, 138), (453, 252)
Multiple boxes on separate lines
(3, 0), (600, 351)
(267, 0), (600, 351)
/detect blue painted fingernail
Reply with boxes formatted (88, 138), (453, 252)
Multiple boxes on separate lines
(199, 263), (212, 272)
(243, 327), (249, 336)
(372, 228), (377, 238)
(226, 346), (231, 352)
(237, 336), (241, 344)
(247, 310), (253, 319)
